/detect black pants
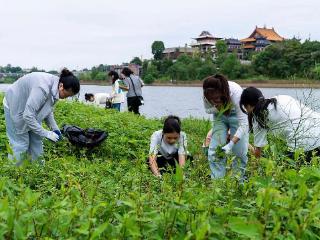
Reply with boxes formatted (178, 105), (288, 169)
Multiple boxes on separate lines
(147, 153), (193, 174)
(127, 97), (140, 115)
(287, 147), (320, 163)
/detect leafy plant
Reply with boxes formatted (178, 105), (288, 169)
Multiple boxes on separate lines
(0, 95), (319, 239)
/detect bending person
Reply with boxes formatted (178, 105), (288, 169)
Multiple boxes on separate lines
(148, 116), (190, 177)
(3, 69), (80, 165)
(203, 74), (249, 179)
(240, 87), (320, 161)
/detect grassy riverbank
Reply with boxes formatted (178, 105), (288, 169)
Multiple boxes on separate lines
(0, 97), (319, 239)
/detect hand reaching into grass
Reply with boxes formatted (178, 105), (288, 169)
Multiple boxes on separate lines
(222, 141), (234, 154)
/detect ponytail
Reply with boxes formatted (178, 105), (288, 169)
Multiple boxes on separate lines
(59, 68), (80, 94)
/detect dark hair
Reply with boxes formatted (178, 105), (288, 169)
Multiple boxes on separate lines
(59, 68), (80, 94)
(203, 74), (232, 114)
(163, 115), (181, 134)
(108, 71), (119, 84)
(121, 67), (134, 77)
(240, 87), (277, 129)
(84, 93), (94, 101)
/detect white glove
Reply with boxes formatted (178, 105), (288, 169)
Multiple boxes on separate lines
(222, 141), (235, 154)
(46, 131), (60, 142)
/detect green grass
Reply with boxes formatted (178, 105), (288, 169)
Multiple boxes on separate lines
(0, 96), (319, 239)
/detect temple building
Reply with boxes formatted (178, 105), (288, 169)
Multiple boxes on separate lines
(225, 38), (243, 59)
(241, 26), (284, 58)
(191, 31), (222, 57)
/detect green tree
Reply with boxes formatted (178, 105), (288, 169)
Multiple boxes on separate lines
(94, 72), (107, 81)
(167, 62), (189, 81)
(143, 63), (159, 84)
(220, 54), (244, 79)
(197, 61), (217, 80)
(215, 40), (228, 67)
(151, 41), (165, 60)
(312, 64), (320, 80)
(130, 57), (142, 66)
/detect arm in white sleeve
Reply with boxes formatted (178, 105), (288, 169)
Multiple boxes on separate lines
(23, 87), (50, 137)
(253, 120), (268, 147)
(44, 112), (59, 131)
(112, 81), (120, 98)
(231, 86), (249, 139)
(149, 132), (160, 156)
(178, 132), (187, 155)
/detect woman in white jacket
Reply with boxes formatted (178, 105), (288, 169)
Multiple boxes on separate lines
(240, 86), (320, 161)
(3, 69), (80, 165)
(108, 71), (124, 111)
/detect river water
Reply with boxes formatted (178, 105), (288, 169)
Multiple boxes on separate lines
(1, 84), (320, 119)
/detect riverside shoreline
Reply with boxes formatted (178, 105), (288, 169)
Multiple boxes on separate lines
(80, 80), (320, 89)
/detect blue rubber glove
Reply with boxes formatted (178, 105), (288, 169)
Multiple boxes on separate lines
(53, 130), (63, 141)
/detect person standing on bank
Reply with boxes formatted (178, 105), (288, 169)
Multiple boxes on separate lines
(240, 87), (320, 161)
(203, 74), (249, 179)
(3, 69), (80, 165)
(108, 71), (125, 111)
(120, 67), (144, 115)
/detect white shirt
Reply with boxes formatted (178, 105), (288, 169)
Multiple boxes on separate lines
(3, 97), (9, 109)
(87, 93), (111, 106)
(203, 81), (248, 139)
(111, 80), (125, 103)
(253, 95), (320, 151)
(149, 130), (187, 159)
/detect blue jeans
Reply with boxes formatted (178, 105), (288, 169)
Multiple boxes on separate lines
(112, 103), (121, 111)
(208, 109), (249, 179)
(4, 107), (44, 165)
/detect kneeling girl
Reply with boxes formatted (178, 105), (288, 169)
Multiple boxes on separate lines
(148, 116), (188, 177)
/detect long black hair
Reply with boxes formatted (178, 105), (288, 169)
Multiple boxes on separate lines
(59, 68), (80, 94)
(163, 115), (181, 134)
(84, 93), (94, 101)
(240, 87), (277, 129)
(108, 71), (119, 84)
(203, 74), (232, 115)
(121, 67), (134, 77)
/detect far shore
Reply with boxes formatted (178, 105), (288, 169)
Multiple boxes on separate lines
(80, 79), (320, 89)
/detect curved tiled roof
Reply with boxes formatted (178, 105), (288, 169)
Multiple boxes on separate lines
(240, 37), (256, 42)
(251, 27), (284, 41)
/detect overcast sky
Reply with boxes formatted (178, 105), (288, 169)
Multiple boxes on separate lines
(0, 0), (319, 70)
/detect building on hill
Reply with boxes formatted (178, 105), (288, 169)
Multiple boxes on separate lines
(191, 31), (223, 58)
(241, 26), (284, 58)
(111, 63), (142, 76)
(162, 44), (195, 60)
(225, 38), (243, 59)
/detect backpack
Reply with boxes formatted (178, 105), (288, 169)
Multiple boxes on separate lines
(61, 125), (108, 148)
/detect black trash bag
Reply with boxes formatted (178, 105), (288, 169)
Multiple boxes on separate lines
(61, 125), (108, 148)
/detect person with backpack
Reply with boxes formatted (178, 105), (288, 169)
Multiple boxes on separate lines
(108, 71), (125, 111)
(3, 69), (80, 165)
(120, 67), (144, 115)
(148, 115), (190, 177)
(240, 86), (320, 161)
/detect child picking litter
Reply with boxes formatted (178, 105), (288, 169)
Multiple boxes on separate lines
(148, 116), (189, 177)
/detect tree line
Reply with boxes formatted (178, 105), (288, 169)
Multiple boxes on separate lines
(2, 38), (320, 84)
(140, 39), (320, 83)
